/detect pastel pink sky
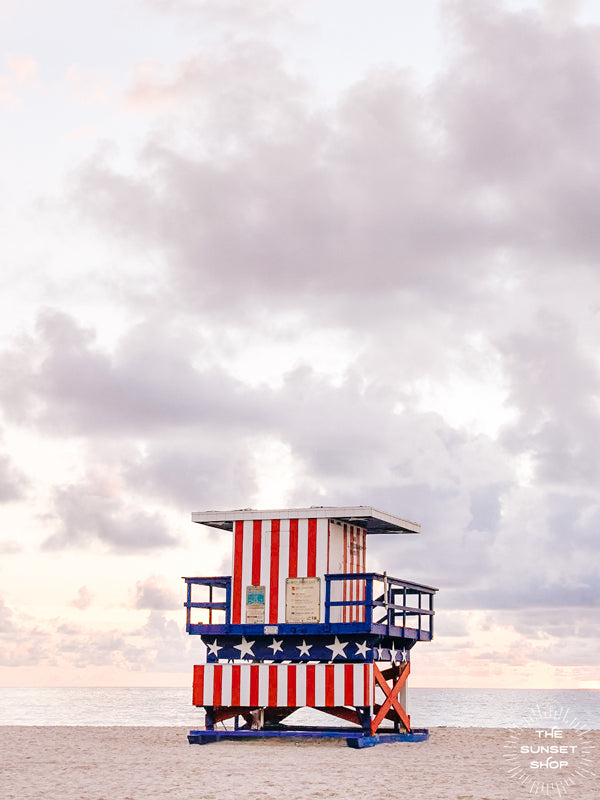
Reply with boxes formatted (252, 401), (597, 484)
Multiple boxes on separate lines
(1, 0), (599, 689)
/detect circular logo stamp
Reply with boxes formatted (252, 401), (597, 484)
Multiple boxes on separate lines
(504, 704), (596, 795)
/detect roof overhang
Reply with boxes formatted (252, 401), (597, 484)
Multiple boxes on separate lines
(191, 505), (420, 534)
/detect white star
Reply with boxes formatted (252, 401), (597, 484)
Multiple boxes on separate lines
(389, 644), (398, 663)
(297, 639), (312, 657)
(400, 649), (408, 662)
(268, 638), (284, 654)
(326, 636), (349, 660)
(234, 636), (255, 658)
(206, 639), (222, 657)
(354, 641), (369, 658)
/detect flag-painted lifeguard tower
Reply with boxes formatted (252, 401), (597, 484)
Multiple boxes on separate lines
(184, 506), (437, 748)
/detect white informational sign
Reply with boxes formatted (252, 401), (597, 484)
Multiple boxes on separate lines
(246, 585), (265, 624)
(285, 577), (321, 624)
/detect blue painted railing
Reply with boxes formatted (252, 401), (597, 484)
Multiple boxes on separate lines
(324, 573), (435, 637)
(184, 573), (435, 639)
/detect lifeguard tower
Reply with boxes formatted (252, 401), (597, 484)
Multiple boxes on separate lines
(184, 506), (437, 748)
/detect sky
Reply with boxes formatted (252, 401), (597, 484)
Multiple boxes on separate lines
(1, 0), (599, 689)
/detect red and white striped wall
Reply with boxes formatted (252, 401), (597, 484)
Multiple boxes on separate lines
(231, 517), (329, 624)
(328, 520), (366, 623)
(230, 518), (368, 625)
(193, 663), (373, 708)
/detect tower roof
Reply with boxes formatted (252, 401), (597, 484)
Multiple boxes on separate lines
(191, 505), (420, 534)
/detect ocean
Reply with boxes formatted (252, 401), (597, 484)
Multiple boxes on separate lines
(1, 687), (598, 729)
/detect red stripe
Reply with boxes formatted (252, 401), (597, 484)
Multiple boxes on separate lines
(325, 664), (335, 706)
(250, 665), (259, 706)
(213, 665), (222, 706)
(344, 664), (354, 706)
(289, 519), (298, 578)
(232, 521), (244, 624)
(192, 665), (204, 707)
(231, 664), (240, 706)
(269, 520), (280, 623)
(252, 520), (262, 586)
(287, 664), (297, 707)
(364, 664), (370, 707)
(307, 518), (317, 577)
(306, 664), (315, 706)
(269, 664), (278, 707)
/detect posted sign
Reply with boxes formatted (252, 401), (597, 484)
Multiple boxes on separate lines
(285, 577), (321, 624)
(246, 585), (265, 624)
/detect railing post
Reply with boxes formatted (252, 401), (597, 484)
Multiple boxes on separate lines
(365, 576), (373, 627)
(225, 578), (231, 629)
(383, 572), (388, 628)
(186, 581), (191, 631)
(325, 575), (331, 625)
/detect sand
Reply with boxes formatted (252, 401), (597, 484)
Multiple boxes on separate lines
(0, 726), (598, 800)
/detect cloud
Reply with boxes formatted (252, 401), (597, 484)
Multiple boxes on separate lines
(499, 313), (600, 489)
(0, 53), (37, 105)
(2, 0), (600, 684)
(0, 433), (29, 503)
(133, 576), (180, 610)
(0, 308), (273, 437)
(68, 1), (600, 329)
(71, 586), (93, 610)
(0, 596), (16, 634)
(55, 610), (191, 672)
(42, 471), (177, 552)
(0, 540), (21, 554)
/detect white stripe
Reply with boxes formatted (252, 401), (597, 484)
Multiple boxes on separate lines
(295, 663), (307, 706)
(239, 663), (251, 705)
(353, 664), (363, 706)
(297, 518), (308, 577)
(239, 521), (253, 622)
(258, 664), (269, 706)
(277, 664), (287, 706)
(314, 669), (326, 706)
(316, 518), (328, 621)
(203, 664), (213, 706)
(334, 665), (345, 706)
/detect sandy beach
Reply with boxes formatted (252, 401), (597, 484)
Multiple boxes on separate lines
(1, 726), (597, 800)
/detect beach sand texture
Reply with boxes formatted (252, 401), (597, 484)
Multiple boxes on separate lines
(1, 726), (598, 800)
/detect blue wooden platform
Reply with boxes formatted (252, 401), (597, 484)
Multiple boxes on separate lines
(188, 726), (430, 748)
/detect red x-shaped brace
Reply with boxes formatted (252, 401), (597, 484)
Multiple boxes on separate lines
(371, 661), (411, 735)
